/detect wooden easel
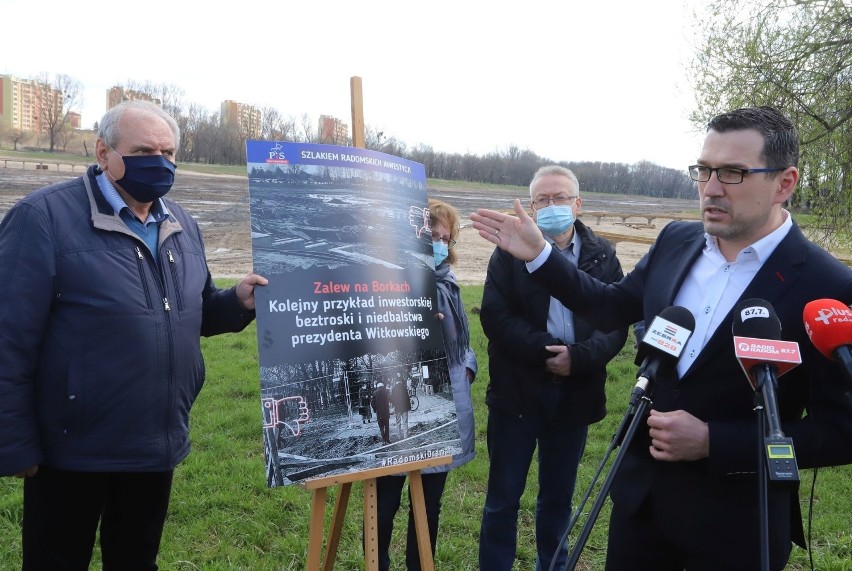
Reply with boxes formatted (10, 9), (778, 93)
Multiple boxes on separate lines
(301, 455), (453, 570)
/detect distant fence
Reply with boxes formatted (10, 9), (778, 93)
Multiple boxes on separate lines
(594, 230), (850, 267)
(579, 210), (700, 225)
(1, 158), (88, 173)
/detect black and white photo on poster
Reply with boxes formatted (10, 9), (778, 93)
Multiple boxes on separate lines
(246, 141), (460, 486)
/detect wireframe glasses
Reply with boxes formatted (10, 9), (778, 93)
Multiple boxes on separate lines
(688, 165), (785, 184)
(532, 195), (578, 208)
(432, 233), (456, 247)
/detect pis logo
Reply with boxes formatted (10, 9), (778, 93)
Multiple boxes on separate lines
(268, 142), (287, 161)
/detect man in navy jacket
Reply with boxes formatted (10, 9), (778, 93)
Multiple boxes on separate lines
(471, 107), (852, 570)
(0, 100), (267, 569)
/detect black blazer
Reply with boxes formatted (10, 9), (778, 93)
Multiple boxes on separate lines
(534, 220), (852, 569)
(481, 221), (627, 422)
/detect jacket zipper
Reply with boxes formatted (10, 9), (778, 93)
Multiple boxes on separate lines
(166, 249), (184, 311)
(134, 246), (154, 310)
(135, 243), (176, 458)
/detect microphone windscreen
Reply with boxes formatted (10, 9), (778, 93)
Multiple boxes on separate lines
(636, 305), (696, 363)
(658, 305), (696, 331)
(803, 299), (852, 360)
(731, 298), (781, 340)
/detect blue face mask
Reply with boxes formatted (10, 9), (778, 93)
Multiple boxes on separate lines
(433, 240), (449, 267)
(113, 153), (176, 203)
(535, 204), (575, 237)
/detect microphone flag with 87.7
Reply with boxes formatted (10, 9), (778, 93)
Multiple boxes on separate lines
(731, 299), (801, 390)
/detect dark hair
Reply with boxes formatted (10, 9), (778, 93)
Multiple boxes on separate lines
(707, 106), (798, 168)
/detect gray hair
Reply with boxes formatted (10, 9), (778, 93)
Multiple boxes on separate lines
(529, 165), (580, 199)
(98, 100), (180, 151)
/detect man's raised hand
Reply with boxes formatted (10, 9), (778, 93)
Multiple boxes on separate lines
(470, 199), (547, 262)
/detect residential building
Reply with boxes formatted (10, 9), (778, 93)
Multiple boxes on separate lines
(0, 74), (65, 132)
(318, 114), (349, 145)
(106, 86), (162, 110)
(221, 100), (262, 139)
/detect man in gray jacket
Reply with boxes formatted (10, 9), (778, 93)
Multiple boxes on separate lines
(0, 100), (266, 570)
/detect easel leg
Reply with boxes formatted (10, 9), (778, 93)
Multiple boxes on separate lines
(322, 483), (352, 571)
(408, 470), (435, 571)
(363, 478), (379, 571)
(307, 487), (328, 571)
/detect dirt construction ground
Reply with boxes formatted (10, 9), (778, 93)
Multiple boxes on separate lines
(0, 167), (702, 283)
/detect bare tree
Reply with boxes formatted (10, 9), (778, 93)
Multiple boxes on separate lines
(11, 129), (26, 151)
(260, 106), (294, 141)
(57, 123), (74, 152)
(122, 80), (186, 118)
(297, 113), (320, 143)
(33, 73), (82, 153)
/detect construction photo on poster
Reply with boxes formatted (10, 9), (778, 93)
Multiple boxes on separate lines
(246, 141), (459, 487)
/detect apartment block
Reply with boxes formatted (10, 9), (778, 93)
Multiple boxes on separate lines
(0, 74), (65, 132)
(318, 114), (349, 145)
(221, 100), (262, 138)
(106, 86), (162, 110)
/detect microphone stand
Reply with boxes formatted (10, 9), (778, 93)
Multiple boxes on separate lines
(546, 394), (639, 571)
(753, 385), (771, 571)
(753, 363), (799, 571)
(561, 393), (653, 570)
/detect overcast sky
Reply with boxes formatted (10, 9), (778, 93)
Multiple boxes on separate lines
(4, 0), (705, 170)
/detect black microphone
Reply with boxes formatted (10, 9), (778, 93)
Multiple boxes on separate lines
(731, 298), (800, 483)
(631, 305), (695, 405)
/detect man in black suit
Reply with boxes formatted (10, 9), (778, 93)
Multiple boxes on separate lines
(471, 106), (852, 570)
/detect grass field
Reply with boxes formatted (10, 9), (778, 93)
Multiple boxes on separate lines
(1, 284), (851, 570)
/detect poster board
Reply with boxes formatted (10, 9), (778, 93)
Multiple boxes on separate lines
(246, 141), (460, 486)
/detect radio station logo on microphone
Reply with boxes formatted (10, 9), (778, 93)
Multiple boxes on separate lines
(643, 316), (692, 358)
(736, 340), (798, 356)
(739, 306), (769, 321)
(813, 306), (852, 325)
(733, 335), (801, 365)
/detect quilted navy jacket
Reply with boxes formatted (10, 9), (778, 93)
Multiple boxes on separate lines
(0, 165), (254, 475)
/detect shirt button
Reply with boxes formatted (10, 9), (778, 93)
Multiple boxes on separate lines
(704, 306), (711, 314)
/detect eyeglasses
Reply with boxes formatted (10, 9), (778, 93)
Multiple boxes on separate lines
(688, 165), (785, 185)
(432, 233), (456, 247)
(532, 195), (579, 208)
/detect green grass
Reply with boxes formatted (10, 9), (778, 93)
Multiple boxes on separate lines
(1, 283), (850, 569)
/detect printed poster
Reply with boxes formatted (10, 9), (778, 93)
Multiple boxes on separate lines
(246, 141), (460, 486)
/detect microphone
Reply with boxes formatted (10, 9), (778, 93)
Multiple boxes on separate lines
(732, 304), (802, 392)
(631, 305), (695, 405)
(803, 298), (852, 405)
(731, 298), (800, 483)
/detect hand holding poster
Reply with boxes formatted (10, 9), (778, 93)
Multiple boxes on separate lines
(246, 141), (460, 486)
